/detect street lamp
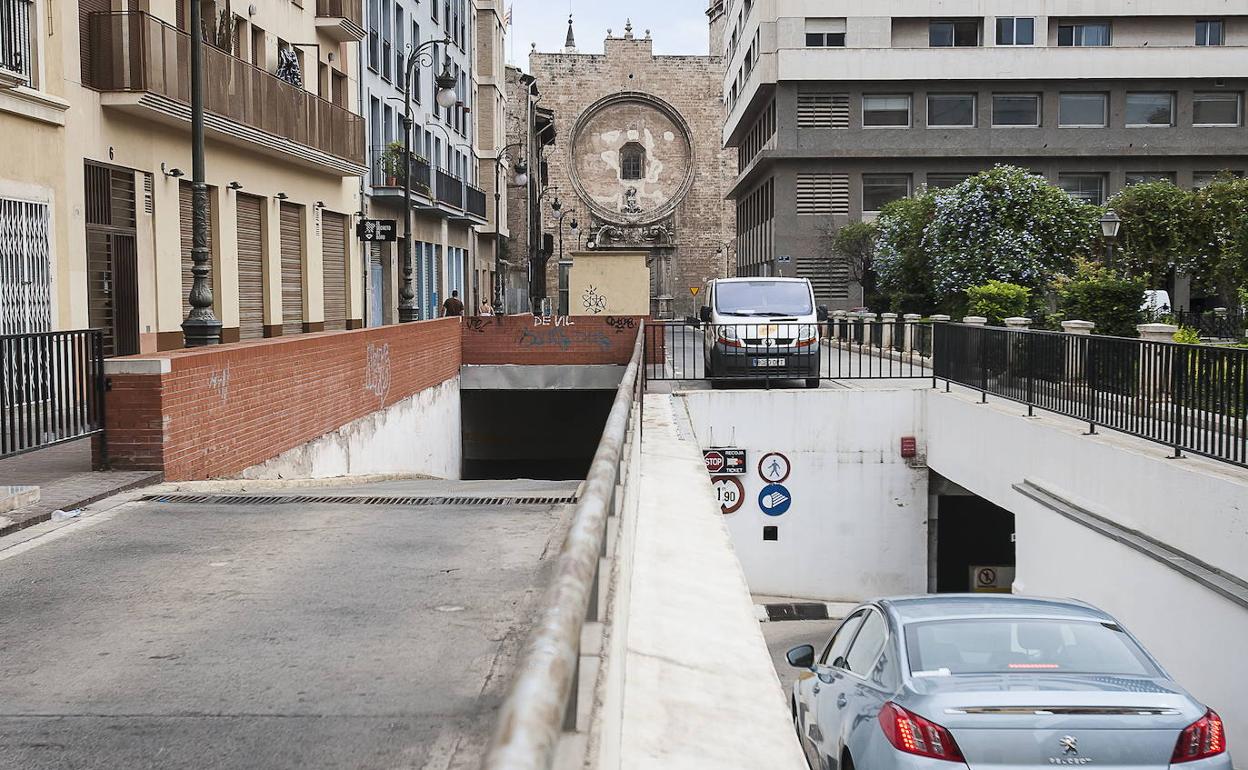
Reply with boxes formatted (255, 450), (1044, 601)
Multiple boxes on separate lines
(1100, 210), (1122, 267)
(181, 0), (221, 346)
(398, 40), (458, 323)
(491, 143), (530, 310)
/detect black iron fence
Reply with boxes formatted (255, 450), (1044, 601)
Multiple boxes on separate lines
(643, 320), (931, 384)
(935, 323), (1248, 468)
(1, 0), (32, 83)
(1170, 309), (1246, 340)
(1, 330), (106, 459)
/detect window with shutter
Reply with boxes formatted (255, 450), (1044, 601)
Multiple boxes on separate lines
(321, 211), (348, 330)
(279, 202), (304, 335)
(236, 193), (265, 340)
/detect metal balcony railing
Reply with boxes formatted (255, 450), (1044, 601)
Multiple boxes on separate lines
(86, 11), (365, 165)
(0, 0), (33, 84)
(436, 169), (463, 208)
(466, 184), (487, 218)
(314, 0), (362, 29)
(369, 145), (431, 194)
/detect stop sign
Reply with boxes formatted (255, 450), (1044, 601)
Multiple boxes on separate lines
(703, 450), (725, 474)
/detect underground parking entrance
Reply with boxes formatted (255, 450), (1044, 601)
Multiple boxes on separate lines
(459, 380), (618, 481)
(929, 472), (1016, 593)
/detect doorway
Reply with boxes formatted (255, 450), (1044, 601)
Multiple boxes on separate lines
(84, 162), (139, 357)
(929, 472), (1016, 593)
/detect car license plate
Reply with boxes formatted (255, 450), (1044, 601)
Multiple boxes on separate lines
(753, 357), (785, 367)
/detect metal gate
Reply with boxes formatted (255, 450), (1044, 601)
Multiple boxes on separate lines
(84, 162), (139, 357)
(1, 329), (105, 459)
(0, 197), (51, 335)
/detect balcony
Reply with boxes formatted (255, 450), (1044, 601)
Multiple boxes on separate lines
(0, 0), (33, 88)
(315, 0), (364, 43)
(367, 145), (485, 224)
(86, 12), (365, 173)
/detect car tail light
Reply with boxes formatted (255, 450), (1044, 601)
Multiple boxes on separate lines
(879, 701), (965, 763)
(1172, 709), (1226, 763)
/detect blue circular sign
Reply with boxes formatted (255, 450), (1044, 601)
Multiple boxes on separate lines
(758, 483), (792, 517)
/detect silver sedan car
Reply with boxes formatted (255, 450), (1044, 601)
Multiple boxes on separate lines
(786, 595), (1231, 770)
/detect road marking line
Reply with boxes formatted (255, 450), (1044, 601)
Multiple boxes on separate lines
(0, 505), (129, 562)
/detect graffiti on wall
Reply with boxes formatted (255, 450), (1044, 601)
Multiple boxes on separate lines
(208, 364), (230, 403)
(364, 341), (392, 405)
(518, 327), (613, 352)
(582, 285), (608, 315)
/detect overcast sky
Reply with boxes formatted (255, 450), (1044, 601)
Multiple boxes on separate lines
(505, 0), (710, 69)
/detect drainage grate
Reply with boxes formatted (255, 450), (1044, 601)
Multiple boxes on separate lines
(141, 494), (578, 507)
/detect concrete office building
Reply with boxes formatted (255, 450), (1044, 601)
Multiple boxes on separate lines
(721, 1), (1248, 309)
(360, 0), (490, 323)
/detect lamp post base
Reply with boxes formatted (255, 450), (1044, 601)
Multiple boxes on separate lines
(181, 317), (223, 347)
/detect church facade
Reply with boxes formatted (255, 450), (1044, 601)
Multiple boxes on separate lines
(528, 16), (736, 318)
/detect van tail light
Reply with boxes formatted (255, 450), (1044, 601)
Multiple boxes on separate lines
(1172, 709), (1226, 763)
(878, 701), (966, 763)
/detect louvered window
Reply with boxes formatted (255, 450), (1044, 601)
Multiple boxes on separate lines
(797, 94), (850, 129)
(796, 173), (850, 216)
(797, 257), (850, 303)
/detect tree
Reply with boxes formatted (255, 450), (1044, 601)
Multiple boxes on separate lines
(1194, 174), (1248, 304)
(923, 166), (1100, 301)
(1106, 181), (1202, 283)
(821, 220), (878, 308)
(873, 191), (939, 314)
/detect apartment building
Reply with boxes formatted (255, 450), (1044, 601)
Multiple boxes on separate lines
(722, 1), (1248, 309)
(359, 0), (488, 323)
(8, 0), (369, 353)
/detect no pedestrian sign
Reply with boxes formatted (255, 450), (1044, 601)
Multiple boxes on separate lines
(704, 448), (746, 475)
(758, 452), (791, 483)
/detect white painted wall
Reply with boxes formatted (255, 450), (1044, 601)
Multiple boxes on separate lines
(926, 390), (1248, 753)
(241, 378), (462, 480)
(678, 389), (928, 601)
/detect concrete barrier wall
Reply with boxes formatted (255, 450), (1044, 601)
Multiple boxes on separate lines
(926, 390), (1248, 747)
(679, 389), (929, 601)
(100, 319), (462, 480)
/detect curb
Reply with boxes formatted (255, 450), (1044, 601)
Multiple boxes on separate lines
(755, 602), (849, 623)
(0, 473), (162, 539)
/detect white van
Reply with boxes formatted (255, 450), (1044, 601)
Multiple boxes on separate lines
(697, 277), (828, 388)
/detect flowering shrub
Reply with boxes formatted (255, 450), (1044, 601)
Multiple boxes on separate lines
(923, 166), (1100, 300)
(874, 191), (939, 314)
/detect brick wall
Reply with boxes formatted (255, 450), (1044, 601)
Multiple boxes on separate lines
(462, 315), (645, 366)
(100, 320), (462, 480)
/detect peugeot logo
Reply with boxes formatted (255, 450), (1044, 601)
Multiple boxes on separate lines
(1048, 736), (1092, 764)
(1060, 736), (1079, 755)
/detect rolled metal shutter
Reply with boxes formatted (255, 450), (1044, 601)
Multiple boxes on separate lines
(279, 202), (304, 335)
(236, 193), (264, 340)
(321, 211), (347, 331)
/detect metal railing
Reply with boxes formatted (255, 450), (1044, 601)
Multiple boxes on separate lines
(314, 0), (363, 29)
(466, 183), (487, 218)
(935, 323), (1248, 468)
(435, 169), (462, 208)
(644, 320), (932, 384)
(482, 328), (644, 769)
(1170, 309), (1246, 340)
(86, 11), (365, 165)
(368, 145), (431, 193)
(2, 330), (105, 459)
(0, 0), (32, 84)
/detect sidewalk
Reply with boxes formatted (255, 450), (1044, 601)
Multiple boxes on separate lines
(0, 439), (161, 536)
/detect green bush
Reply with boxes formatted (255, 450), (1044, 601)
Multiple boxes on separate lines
(1055, 260), (1146, 337)
(1173, 326), (1202, 345)
(874, 193), (939, 315)
(965, 280), (1031, 325)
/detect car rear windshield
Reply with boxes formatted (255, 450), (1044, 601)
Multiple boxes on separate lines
(905, 618), (1160, 676)
(715, 282), (813, 317)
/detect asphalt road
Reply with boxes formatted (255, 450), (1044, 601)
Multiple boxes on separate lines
(761, 619), (843, 699)
(0, 480), (576, 770)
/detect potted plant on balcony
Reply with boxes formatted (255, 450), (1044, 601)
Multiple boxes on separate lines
(381, 141), (405, 186)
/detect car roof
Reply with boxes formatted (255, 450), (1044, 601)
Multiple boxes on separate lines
(877, 595), (1114, 625)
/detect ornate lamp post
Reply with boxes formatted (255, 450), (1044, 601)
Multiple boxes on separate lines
(181, 0), (220, 346)
(492, 142), (528, 310)
(1100, 210), (1122, 268)
(399, 41), (459, 323)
